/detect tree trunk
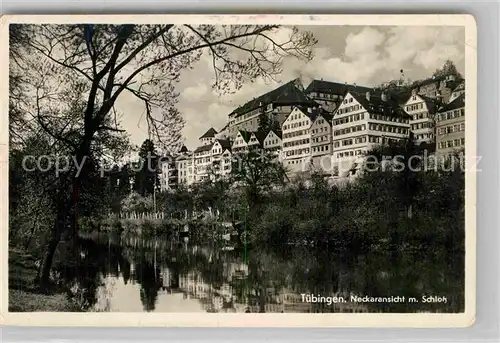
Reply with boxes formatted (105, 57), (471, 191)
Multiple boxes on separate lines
(38, 231), (61, 293)
(37, 184), (73, 292)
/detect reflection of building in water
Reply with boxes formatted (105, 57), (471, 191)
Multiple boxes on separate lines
(160, 267), (173, 291)
(129, 262), (137, 285)
(179, 271), (212, 300)
(224, 262), (249, 281)
(281, 291), (312, 313)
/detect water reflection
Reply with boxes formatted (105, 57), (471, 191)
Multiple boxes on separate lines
(59, 234), (464, 313)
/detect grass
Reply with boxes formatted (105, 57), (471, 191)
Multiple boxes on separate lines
(8, 248), (81, 312)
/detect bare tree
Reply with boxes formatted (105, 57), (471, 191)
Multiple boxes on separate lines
(10, 23), (317, 289)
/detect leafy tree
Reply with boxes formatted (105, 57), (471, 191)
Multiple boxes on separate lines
(121, 192), (154, 213)
(433, 59), (462, 79)
(230, 150), (286, 208)
(135, 139), (159, 197)
(10, 23), (316, 289)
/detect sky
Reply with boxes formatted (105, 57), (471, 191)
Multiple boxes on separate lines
(114, 25), (466, 152)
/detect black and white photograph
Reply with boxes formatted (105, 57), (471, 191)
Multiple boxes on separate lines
(1, 15), (476, 326)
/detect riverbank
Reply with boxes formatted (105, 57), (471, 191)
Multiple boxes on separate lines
(8, 248), (80, 312)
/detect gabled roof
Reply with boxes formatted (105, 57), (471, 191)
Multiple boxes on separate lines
(271, 129), (282, 139)
(250, 131), (268, 145)
(404, 93), (437, 111)
(313, 111), (333, 124)
(235, 130), (253, 143)
(215, 139), (232, 151)
(438, 93), (465, 112)
(199, 127), (218, 139)
(348, 91), (409, 118)
(179, 145), (189, 153)
(264, 128), (282, 140)
(230, 79), (316, 117)
(194, 144), (213, 153)
(453, 81), (465, 92)
(294, 106), (331, 122)
(305, 79), (373, 96)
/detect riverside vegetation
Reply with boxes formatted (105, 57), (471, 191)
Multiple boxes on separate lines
(9, 138), (465, 312)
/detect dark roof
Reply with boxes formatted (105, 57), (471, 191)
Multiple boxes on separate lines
(294, 106), (331, 122)
(215, 139), (232, 151)
(194, 144), (213, 153)
(305, 79), (373, 96)
(265, 128), (282, 140)
(411, 74), (464, 89)
(179, 145), (188, 153)
(199, 127), (217, 139)
(380, 88), (412, 105)
(314, 111), (333, 123)
(417, 94), (438, 111)
(236, 130), (253, 143)
(453, 81), (465, 92)
(271, 129), (282, 139)
(230, 79), (316, 117)
(438, 93), (465, 112)
(348, 91), (409, 118)
(252, 131), (268, 145)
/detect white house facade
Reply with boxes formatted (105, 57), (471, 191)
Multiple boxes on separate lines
(281, 106), (314, 174)
(332, 91), (410, 177)
(403, 94), (437, 145)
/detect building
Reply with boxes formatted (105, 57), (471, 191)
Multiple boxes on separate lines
(231, 130), (252, 154)
(193, 144), (213, 183)
(281, 106), (317, 174)
(332, 90), (411, 177)
(304, 79), (372, 112)
(436, 93), (465, 156)
(403, 94), (438, 145)
(310, 109), (334, 173)
(262, 129), (282, 156)
(410, 74), (463, 104)
(227, 78), (318, 137)
(210, 139), (233, 180)
(159, 154), (177, 191)
(449, 80), (465, 104)
(215, 123), (231, 140)
(247, 131), (267, 152)
(176, 153), (195, 186)
(199, 127), (217, 145)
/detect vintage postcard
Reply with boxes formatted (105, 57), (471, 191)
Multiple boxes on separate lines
(0, 14), (477, 327)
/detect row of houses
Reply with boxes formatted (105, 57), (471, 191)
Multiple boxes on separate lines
(160, 74), (466, 191)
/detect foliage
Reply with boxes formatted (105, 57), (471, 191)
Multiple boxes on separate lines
(433, 59), (462, 79)
(134, 139), (160, 197)
(230, 150), (287, 207)
(121, 192), (154, 213)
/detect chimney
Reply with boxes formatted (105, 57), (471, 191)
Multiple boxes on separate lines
(365, 91), (371, 101)
(381, 92), (387, 102)
(353, 82), (357, 88)
(307, 107), (313, 113)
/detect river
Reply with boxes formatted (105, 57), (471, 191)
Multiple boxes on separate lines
(57, 233), (464, 313)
